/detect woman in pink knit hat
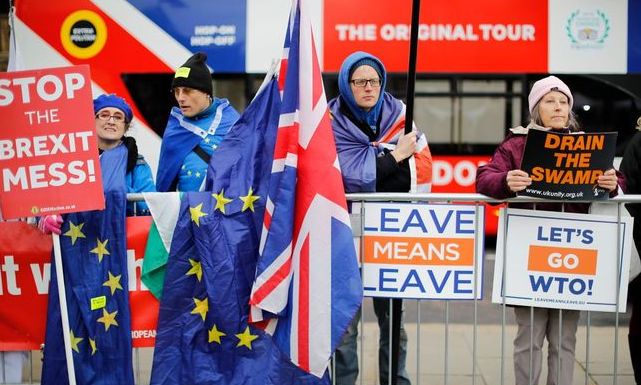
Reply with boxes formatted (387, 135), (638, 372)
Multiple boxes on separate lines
(476, 76), (625, 385)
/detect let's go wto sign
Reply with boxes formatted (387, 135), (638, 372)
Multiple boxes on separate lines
(492, 208), (633, 312)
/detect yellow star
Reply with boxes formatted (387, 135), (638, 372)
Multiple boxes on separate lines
(195, 172), (201, 178)
(102, 271), (123, 295)
(235, 326), (259, 350)
(212, 190), (233, 214)
(90, 239), (110, 262)
(97, 308), (119, 331)
(89, 338), (97, 356)
(186, 259), (203, 281)
(191, 297), (208, 321)
(70, 329), (83, 353)
(64, 221), (86, 245)
(239, 187), (260, 212)
(189, 203), (208, 226)
(208, 324), (226, 344)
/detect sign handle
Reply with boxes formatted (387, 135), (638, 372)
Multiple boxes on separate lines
(52, 230), (77, 385)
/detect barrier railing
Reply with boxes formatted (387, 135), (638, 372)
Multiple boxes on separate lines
(3, 193), (640, 385)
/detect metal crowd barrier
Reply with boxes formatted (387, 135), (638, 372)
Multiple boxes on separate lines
(3, 193), (641, 385)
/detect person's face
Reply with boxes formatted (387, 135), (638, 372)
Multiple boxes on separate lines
(537, 90), (570, 129)
(174, 87), (211, 118)
(350, 65), (382, 112)
(95, 107), (127, 149)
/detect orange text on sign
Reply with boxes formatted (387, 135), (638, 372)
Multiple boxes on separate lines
(528, 245), (597, 275)
(363, 236), (474, 266)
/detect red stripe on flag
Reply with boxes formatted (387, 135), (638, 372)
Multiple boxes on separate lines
(279, 57), (289, 91)
(377, 119), (405, 143)
(274, 122), (299, 161)
(263, 210), (272, 232)
(250, 257), (292, 305)
(297, 234), (310, 370)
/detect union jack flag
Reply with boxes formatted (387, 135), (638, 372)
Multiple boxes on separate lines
(249, 0), (363, 378)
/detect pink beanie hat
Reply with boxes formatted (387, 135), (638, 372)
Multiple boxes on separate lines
(528, 76), (573, 114)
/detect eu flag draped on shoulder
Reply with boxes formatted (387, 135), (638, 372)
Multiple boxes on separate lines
(42, 145), (134, 385)
(249, 0), (363, 378)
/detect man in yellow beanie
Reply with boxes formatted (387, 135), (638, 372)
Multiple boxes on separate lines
(156, 52), (239, 192)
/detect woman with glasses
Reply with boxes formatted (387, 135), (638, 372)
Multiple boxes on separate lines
(93, 94), (156, 216)
(328, 51), (433, 385)
(39, 93), (155, 237)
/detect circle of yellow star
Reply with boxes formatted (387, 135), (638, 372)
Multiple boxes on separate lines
(212, 189), (233, 214)
(190, 203), (208, 226)
(208, 324), (226, 344)
(186, 259), (203, 282)
(235, 326), (259, 350)
(97, 308), (119, 331)
(102, 271), (123, 295)
(191, 297), (209, 321)
(70, 329), (83, 353)
(239, 187), (261, 212)
(64, 221), (86, 245)
(90, 238), (110, 262)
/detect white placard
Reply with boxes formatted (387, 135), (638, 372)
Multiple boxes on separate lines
(361, 202), (485, 300)
(493, 208), (632, 312)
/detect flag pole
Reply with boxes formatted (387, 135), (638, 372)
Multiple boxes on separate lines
(392, 1), (421, 384)
(403, 0), (421, 135)
(52, 231), (78, 385)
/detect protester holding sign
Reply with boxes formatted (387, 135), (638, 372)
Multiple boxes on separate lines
(39, 93), (155, 227)
(329, 51), (433, 385)
(619, 115), (641, 385)
(476, 76), (625, 385)
(156, 52), (239, 192)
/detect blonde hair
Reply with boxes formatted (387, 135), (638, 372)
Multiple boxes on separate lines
(637, 116), (641, 131)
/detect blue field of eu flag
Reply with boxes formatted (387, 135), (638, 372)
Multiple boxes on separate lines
(42, 190), (134, 385)
(149, 77), (329, 385)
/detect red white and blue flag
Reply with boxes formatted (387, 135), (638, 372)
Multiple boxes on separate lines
(249, 0), (362, 377)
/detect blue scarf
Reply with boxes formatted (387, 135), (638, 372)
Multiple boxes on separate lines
(156, 98), (239, 191)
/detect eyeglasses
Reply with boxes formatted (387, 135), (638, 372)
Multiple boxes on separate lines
(351, 78), (381, 88)
(95, 112), (125, 123)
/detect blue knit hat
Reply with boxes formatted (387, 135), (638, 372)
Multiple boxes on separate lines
(349, 57), (383, 81)
(93, 94), (133, 123)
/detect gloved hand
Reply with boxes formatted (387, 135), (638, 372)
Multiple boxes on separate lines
(38, 215), (63, 235)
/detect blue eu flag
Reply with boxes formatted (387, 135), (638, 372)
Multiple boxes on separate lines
(149, 77), (329, 384)
(42, 190), (134, 385)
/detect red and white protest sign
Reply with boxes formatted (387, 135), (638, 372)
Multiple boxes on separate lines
(0, 217), (159, 350)
(0, 65), (104, 219)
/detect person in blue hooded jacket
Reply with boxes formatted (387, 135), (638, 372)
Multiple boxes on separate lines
(329, 51), (433, 385)
(94, 94), (156, 215)
(156, 52), (240, 192)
